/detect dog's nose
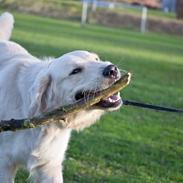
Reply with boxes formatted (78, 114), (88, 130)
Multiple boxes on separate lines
(103, 64), (119, 79)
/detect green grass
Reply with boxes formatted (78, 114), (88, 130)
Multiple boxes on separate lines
(1, 11), (183, 183)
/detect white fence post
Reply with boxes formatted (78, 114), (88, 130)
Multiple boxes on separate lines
(81, 0), (88, 25)
(141, 6), (148, 33)
(109, 3), (115, 9)
(92, 0), (97, 12)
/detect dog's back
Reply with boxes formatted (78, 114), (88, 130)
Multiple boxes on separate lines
(0, 13), (30, 119)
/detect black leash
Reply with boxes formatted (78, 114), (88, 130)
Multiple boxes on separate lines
(123, 100), (183, 114)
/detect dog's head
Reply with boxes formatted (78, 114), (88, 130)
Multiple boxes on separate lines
(29, 51), (128, 130)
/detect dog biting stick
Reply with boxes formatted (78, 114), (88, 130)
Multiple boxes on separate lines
(0, 72), (131, 132)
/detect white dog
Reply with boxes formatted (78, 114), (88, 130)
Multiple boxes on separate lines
(0, 12), (128, 183)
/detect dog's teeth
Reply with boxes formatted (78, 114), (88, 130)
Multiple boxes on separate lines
(109, 98), (113, 103)
(109, 97), (117, 103)
(107, 94), (121, 103)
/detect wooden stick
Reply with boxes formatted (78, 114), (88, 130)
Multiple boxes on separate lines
(0, 73), (131, 132)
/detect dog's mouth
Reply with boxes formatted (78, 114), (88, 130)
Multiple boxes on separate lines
(75, 91), (122, 109)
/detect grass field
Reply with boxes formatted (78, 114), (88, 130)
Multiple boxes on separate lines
(1, 11), (183, 183)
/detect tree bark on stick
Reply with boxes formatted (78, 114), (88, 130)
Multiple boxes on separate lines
(0, 73), (131, 132)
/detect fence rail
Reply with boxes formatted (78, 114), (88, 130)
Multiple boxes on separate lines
(82, 0), (148, 33)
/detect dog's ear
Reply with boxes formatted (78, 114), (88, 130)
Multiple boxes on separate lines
(29, 71), (54, 117)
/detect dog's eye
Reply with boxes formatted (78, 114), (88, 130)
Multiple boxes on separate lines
(69, 68), (82, 75)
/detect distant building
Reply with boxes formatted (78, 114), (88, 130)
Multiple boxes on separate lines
(87, 0), (161, 9)
(162, 0), (176, 12)
(130, 0), (161, 9)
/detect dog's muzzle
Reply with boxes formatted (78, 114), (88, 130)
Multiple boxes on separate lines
(75, 64), (124, 109)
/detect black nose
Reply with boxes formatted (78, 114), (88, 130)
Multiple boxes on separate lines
(103, 64), (119, 79)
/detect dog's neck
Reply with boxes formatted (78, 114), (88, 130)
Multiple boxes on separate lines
(28, 125), (72, 169)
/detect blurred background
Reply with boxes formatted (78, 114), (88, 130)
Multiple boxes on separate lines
(1, 0), (183, 34)
(1, 0), (183, 183)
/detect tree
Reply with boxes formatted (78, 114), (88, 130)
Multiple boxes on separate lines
(176, 0), (183, 19)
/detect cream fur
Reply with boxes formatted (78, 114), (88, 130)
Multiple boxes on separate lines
(0, 12), (123, 183)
